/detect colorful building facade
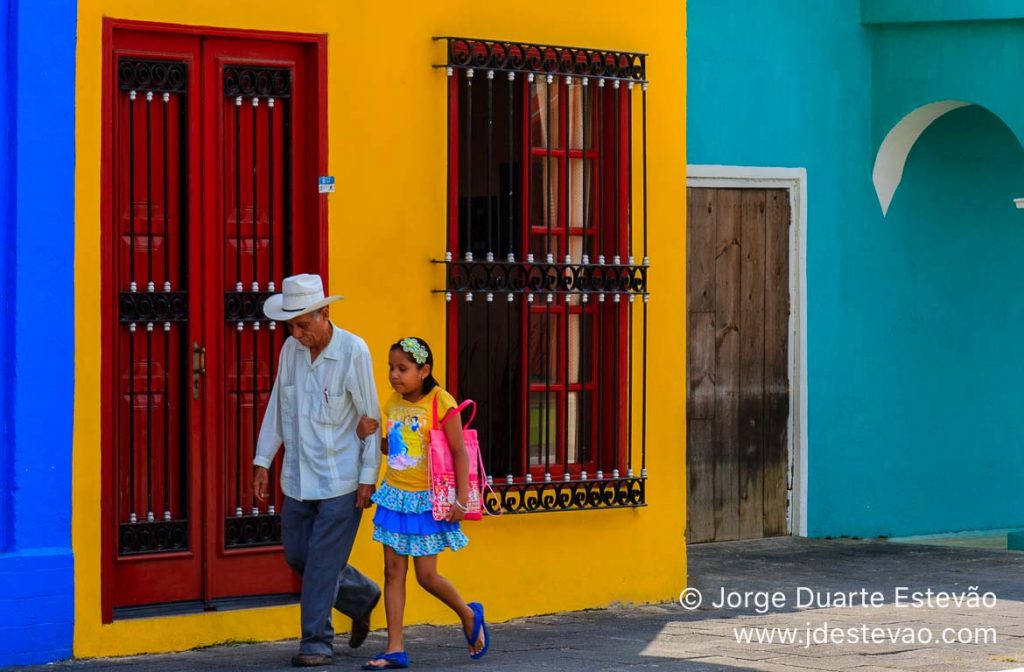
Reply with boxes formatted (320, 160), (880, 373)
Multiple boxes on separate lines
(1, 0), (686, 665)
(688, 0), (1024, 539)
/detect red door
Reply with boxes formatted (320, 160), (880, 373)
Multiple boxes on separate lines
(102, 22), (326, 618)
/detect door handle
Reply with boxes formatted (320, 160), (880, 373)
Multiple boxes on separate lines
(192, 342), (206, 399)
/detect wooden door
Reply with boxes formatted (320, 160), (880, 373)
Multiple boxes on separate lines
(686, 187), (790, 543)
(102, 23), (324, 617)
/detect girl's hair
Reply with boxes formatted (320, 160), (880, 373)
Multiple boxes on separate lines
(390, 336), (439, 394)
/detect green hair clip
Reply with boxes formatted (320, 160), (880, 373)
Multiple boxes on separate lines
(400, 338), (429, 365)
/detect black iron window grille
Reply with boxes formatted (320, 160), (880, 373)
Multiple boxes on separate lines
(435, 37), (650, 515)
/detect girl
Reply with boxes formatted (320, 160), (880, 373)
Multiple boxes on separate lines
(361, 337), (490, 670)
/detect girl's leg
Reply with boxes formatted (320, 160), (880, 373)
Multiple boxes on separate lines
(365, 545), (409, 668)
(412, 554), (484, 655)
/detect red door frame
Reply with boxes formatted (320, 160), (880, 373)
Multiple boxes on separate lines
(100, 18), (327, 621)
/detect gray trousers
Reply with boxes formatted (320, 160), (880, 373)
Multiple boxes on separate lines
(281, 492), (381, 655)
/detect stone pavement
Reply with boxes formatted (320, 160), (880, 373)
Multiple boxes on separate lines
(12, 538), (1024, 671)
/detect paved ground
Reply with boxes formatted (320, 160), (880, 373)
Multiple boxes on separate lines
(12, 538), (1024, 671)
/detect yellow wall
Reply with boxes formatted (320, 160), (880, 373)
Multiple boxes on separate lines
(74, 0), (686, 657)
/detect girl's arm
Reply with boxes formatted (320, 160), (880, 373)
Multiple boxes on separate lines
(442, 409), (469, 522)
(381, 435), (389, 456)
(356, 415), (379, 440)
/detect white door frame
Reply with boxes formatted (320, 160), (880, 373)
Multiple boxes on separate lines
(685, 165), (809, 537)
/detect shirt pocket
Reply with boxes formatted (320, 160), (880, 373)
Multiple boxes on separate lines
(316, 396), (347, 426)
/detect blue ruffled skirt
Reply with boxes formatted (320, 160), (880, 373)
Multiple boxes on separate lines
(372, 482), (469, 557)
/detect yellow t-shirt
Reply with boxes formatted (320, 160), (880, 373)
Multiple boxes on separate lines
(382, 387), (458, 491)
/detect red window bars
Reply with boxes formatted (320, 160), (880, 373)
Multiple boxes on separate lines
(438, 37), (649, 514)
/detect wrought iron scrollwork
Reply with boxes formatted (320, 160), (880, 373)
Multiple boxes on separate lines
(225, 291), (275, 322)
(223, 67), (292, 98)
(119, 520), (189, 555)
(440, 260), (648, 297)
(118, 59), (187, 93)
(484, 477), (645, 515)
(119, 291), (189, 323)
(225, 513), (282, 548)
(436, 37), (646, 82)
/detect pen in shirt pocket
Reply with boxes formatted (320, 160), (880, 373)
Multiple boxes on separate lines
(323, 388), (329, 405)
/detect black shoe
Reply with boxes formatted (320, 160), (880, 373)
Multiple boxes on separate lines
(291, 653), (333, 667)
(349, 591), (381, 649)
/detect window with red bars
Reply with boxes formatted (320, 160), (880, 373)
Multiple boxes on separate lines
(440, 39), (649, 511)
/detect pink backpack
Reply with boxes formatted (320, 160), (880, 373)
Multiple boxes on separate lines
(428, 396), (498, 521)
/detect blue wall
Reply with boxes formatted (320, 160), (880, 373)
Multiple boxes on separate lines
(688, 0), (1024, 537)
(0, 0), (12, 555)
(0, 0), (77, 665)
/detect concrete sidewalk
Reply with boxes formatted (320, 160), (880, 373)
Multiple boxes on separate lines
(12, 538), (1024, 671)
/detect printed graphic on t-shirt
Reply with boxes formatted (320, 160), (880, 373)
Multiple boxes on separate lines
(387, 409), (426, 471)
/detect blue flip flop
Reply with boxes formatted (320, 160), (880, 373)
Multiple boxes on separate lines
(465, 602), (490, 660)
(361, 651), (409, 670)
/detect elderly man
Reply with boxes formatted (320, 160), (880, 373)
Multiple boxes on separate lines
(254, 273), (382, 668)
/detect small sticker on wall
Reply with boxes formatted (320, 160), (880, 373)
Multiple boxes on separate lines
(318, 176), (335, 193)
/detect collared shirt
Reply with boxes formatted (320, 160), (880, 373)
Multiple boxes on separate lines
(254, 324), (381, 501)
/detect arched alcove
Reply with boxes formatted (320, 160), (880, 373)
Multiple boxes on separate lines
(872, 100), (1024, 215)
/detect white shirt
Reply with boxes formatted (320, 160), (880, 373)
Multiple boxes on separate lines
(254, 324), (381, 500)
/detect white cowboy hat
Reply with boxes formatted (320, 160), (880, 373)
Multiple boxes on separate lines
(262, 273), (344, 321)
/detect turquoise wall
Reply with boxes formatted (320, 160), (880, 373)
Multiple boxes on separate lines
(833, 105), (1024, 535)
(688, 0), (1024, 537)
(862, 19), (1024, 536)
(862, 0), (1024, 24)
(871, 21), (1024, 149)
(688, 0), (873, 536)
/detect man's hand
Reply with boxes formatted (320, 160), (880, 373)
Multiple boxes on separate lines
(253, 466), (270, 503)
(356, 483), (375, 509)
(356, 415), (379, 440)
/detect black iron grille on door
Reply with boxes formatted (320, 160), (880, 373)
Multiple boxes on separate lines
(220, 66), (293, 549)
(436, 37), (650, 514)
(116, 59), (190, 555)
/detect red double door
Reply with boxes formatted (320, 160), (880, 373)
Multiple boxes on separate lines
(101, 23), (326, 617)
